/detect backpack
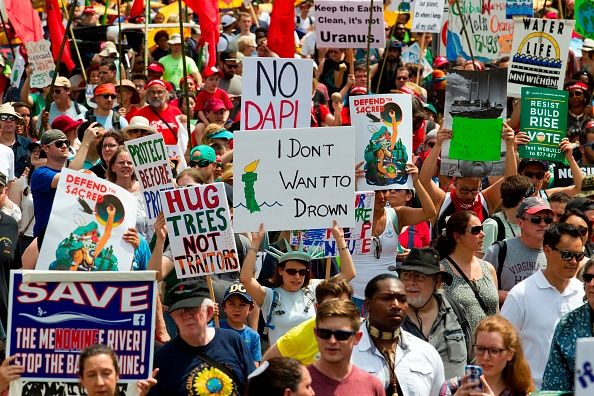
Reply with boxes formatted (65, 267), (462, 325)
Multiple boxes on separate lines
(491, 215), (506, 243)
(84, 109), (121, 130)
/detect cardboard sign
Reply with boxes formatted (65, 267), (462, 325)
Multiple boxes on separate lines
(575, 0), (594, 40)
(125, 134), (174, 221)
(411, 0), (445, 33)
(25, 40), (54, 88)
(507, 18), (574, 97)
(232, 126), (356, 232)
(553, 165), (594, 187)
(506, 0), (533, 19)
(10, 51), (26, 88)
(519, 87), (568, 162)
(241, 57), (313, 130)
(290, 191), (375, 257)
(6, 271), (156, 383)
(575, 337), (594, 395)
(446, 0), (513, 62)
(440, 68), (508, 177)
(36, 169), (137, 271)
(349, 94), (414, 190)
(162, 183), (239, 279)
(315, 0), (385, 48)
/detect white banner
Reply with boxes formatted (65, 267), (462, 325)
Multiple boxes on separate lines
(411, 0), (445, 33)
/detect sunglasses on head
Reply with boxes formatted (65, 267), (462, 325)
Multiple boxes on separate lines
(583, 273), (594, 283)
(468, 225), (483, 235)
(524, 215), (554, 225)
(52, 139), (70, 148)
(523, 171), (545, 180)
(315, 328), (356, 341)
(283, 268), (308, 276)
(0, 114), (17, 122)
(189, 159), (212, 168)
(552, 248), (585, 262)
(101, 94), (117, 100)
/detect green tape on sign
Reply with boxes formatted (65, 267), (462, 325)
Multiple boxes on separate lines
(449, 117), (502, 161)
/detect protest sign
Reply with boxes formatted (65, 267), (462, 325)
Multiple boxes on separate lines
(446, 0), (513, 62)
(162, 183), (239, 279)
(350, 94), (414, 190)
(25, 39), (54, 88)
(440, 68), (507, 177)
(519, 87), (568, 162)
(401, 43), (433, 78)
(507, 18), (574, 97)
(85, 83), (97, 109)
(9, 51), (26, 88)
(233, 126), (356, 232)
(575, 337), (594, 395)
(6, 271), (156, 387)
(411, 0), (445, 33)
(553, 165), (594, 187)
(290, 191), (375, 257)
(506, 0), (533, 18)
(36, 169), (137, 271)
(575, 0), (594, 40)
(241, 57), (313, 130)
(315, 0), (385, 48)
(125, 134), (174, 221)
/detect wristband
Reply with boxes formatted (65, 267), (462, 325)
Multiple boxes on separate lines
(248, 246), (259, 253)
(337, 245), (348, 251)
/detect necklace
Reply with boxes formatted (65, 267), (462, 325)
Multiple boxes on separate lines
(369, 325), (400, 340)
(501, 212), (517, 238)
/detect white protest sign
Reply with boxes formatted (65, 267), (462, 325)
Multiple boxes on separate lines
(10, 51), (25, 88)
(125, 134), (174, 220)
(401, 43), (433, 78)
(507, 18), (574, 97)
(315, 0), (385, 49)
(25, 40), (54, 88)
(233, 126), (356, 232)
(86, 83), (97, 108)
(162, 183), (239, 279)
(36, 169), (137, 271)
(349, 94), (414, 190)
(576, 337), (594, 395)
(241, 57), (313, 130)
(411, 0), (445, 33)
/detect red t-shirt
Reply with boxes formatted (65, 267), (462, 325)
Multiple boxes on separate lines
(134, 105), (182, 145)
(307, 364), (385, 395)
(194, 88), (233, 112)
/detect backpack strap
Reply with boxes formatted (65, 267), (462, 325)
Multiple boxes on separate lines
(112, 111), (121, 130)
(494, 240), (507, 290)
(492, 215), (506, 243)
(263, 288), (280, 335)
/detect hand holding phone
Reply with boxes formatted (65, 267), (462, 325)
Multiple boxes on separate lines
(465, 365), (483, 392)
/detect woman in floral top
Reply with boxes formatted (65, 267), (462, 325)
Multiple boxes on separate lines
(440, 315), (534, 396)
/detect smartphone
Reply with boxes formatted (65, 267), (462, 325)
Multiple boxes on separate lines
(465, 365), (483, 391)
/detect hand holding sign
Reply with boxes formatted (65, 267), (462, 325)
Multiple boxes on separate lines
(0, 355), (24, 389)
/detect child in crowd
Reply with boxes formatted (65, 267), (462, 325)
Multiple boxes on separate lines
(195, 67), (232, 126)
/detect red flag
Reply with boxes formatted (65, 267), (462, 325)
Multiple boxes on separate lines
(129, 0), (144, 19)
(185, 0), (219, 69)
(267, 0), (295, 58)
(4, 0), (43, 44)
(46, 0), (75, 72)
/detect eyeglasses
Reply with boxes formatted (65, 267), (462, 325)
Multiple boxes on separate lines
(523, 215), (554, 225)
(576, 226), (589, 237)
(116, 160), (133, 166)
(0, 114), (17, 122)
(283, 268), (308, 276)
(583, 273), (594, 283)
(101, 94), (117, 100)
(569, 90), (584, 97)
(373, 236), (382, 259)
(523, 171), (545, 180)
(473, 345), (506, 358)
(400, 271), (431, 282)
(189, 159), (212, 168)
(457, 185), (481, 195)
(315, 328), (356, 341)
(467, 225), (483, 235)
(102, 143), (118, 149)
(53, 139), (70, 148)
(552, 248), (585, 262)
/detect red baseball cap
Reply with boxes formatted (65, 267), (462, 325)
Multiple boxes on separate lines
(147, 62), (165, 74)
(51, 115), (83, 133)
(202, 66), (221, 79)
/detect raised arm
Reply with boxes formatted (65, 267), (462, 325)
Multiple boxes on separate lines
(418, 128), (449, 206)
(483, 124), (516, 212)
(147, 212), (175, 281)
(546, 138), (584, 197)
(239, 223), (267, 306)
(330, 220), (355, 281)
(396, 162), (437, 229)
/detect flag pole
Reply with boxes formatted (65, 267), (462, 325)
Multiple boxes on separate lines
(116, 0), (124, 105)
(454, 0), (477, 70)
(144, 0), (150, 71)
(365, 0), (374, 92)
(177, 0), (191, 135)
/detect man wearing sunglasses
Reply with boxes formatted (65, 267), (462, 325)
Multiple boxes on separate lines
(307, 299), (385, 394)
(37, 77), (86, 131)
(502, 223), (585, 389)
(484, 197), (552, 305)
(85, 83), (128, 131)
(188, 145), (234, 205)
(218, 51), (242, 96)
(517, 155), (583, 199)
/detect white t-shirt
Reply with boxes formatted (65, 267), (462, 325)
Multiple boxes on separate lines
(261, 278), (322, 344)
(0, 144), (14, 180)
(301, 31), (316, 57)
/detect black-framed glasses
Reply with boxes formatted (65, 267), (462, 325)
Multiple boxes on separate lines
(523, 171), (545, 180)
(0, 114), (17, 122)
(189, 159), (212, 168)
(102, 143), (118, 149)
(569, 90), (584, 97)
(373, 236), (382, 259)
(400, 271), (431, 282)
(283, 268), (308, 276)
(583, 273), (594, 283)
(315, 328), (356, 341)
(101, 94), (117, 100)
(467, 225), (483, 235)
(53, 139), (70, 148)
(552, 248), (585, 262)
(523, 215), (554, 225)
(473, 345), (506, 358)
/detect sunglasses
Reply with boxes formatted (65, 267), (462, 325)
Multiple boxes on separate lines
(373, 236), (382, 259)
(583, 273), (594, 283)
(552, 248), (585, 262)
(569, 91), (584, 97)
(523, 171), (545, 180)
(577, 226), (589, 237)
(101, 94), (117, 100)
(523, 215), (554, 225)
(468, 225), (483, 235)
(283, 268), (308, 276)
(52, 89), (65, 95)
(189, 159), (212, 168)
(0, 114), (17, 122)
(315, 328), (356, 341)
(52, 139), (70, 148)
(458, 186), (481, 195)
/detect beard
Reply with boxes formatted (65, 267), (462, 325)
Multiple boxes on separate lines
(406, 294), (431, 309)
(149, 98), (163, 108)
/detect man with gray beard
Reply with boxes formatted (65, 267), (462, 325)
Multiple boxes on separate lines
(133, 79), (183, 145)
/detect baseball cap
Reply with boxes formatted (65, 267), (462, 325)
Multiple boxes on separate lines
(167, 34), (182, 45)
(190, 145), (216, 163)
(0, 171), (6, 187)
(517, 197), (554, 217)
(203, 66), (221, 79)
(146, 79), (167, 90)
(350, 86), (367, 96)
(54, 76), (71, 88)
(51, 114), (83, 132)
(223, 282), (253, 304)
(220, 51), (239, 63)
(583, 38), (594, 52)
(207, 128), (234, 140)
(221, 15), (237, 27)
(204, 98), (226, 113)
(167, 280), (211, 312)
(99, 41), (118, 57)
(147, 62), (165, 74)
(40, 129), (68, 145)
(518, 158), (548, 174)
(397, 248), (453, 285)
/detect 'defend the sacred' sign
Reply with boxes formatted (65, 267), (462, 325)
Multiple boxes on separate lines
(519, 87), (568, 162)
(162, 183), (239, 279)
(6, 271), (156, 383)
(232, 127), (356, 232)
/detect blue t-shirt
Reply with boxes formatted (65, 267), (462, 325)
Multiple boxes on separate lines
(149, 329), (255, 396)
(132, 236), (150, 271)
(31, 166), (60, 237)
(220, 320), (262, 363)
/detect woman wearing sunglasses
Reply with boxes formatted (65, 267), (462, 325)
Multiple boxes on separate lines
(565, 80), (592, 140)
(542, 257), (594, 391)
(435, 210), (499, 332)
(240, 222), (356, 345)
(440, 315), (534, 396)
